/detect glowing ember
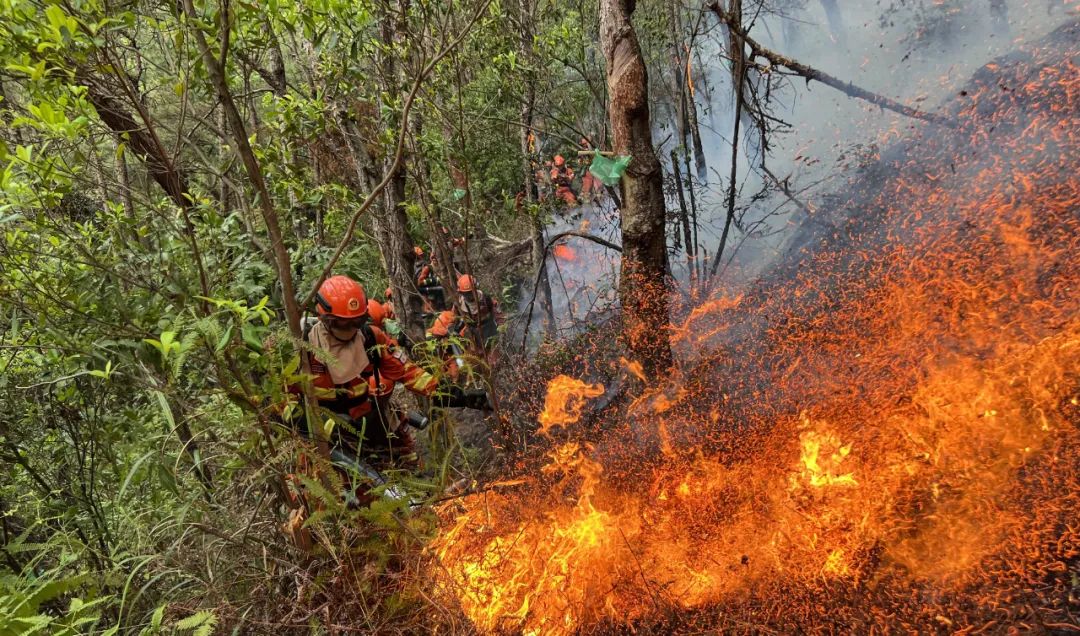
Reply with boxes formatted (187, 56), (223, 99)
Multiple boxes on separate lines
(552, 244), (578, 262)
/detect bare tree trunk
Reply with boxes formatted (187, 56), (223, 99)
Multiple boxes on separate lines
(600, 0), (673, 373)
(519, 0), (555, 338)
(218, 106), (232, 215)
(375, 0), (424, 338)
(114, 141), (136, 223)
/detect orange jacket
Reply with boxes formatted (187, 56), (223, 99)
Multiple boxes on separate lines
(294, 325), (437, 422)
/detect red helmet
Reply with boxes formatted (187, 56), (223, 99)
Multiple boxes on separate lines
(316, 275), (367, 318)
(553, 154), (566, 167)
(367, 299), (387, 326)
(457, 274), (476, 293)
(428, 310), (456, 338)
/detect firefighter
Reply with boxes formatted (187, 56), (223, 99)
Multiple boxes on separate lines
(455, 274), (500, 353)
(549, 154), (577, 206)
(383, 286), (395, 317)
(285, 275), (487, 467)
(413, 246), (447, 313)
(366, 298), (412, 353)
(426, 310), (467, 384)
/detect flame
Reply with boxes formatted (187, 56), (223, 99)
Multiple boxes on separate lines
(432, 30), (1080, 634)
(791, 418), (858, 489)
(536, 375), (605, 435)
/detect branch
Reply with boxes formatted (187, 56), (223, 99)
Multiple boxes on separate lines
(81, 80), (191, 208)
(520, 231), (622, 349)
(545, 230), (622, 254)
(708, 3), (956, 128)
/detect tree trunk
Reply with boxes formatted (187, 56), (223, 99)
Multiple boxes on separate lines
(519, 0), (555, 338)
(600, 0), (673, 373)
(375, 0), (424, 338)
(818, 0), (846, 46)
(179, 0), (333, 471)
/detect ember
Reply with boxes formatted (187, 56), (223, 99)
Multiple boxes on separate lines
(552, 244), (578, 262)
(432, 21), (1080, 634)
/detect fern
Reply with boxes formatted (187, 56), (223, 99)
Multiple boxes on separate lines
(175, 610), (217, 636)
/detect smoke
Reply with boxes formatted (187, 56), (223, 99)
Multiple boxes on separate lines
(513, 1), (1076, 350)
(513, 200), (623, 345)
(664, 0), (1074, 290)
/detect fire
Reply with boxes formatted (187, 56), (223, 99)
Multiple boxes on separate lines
(536, 375), (605, 435)
(552, 243), (577, 262)
(431, 24), (1080, 634)
(792, 418), (858, 489)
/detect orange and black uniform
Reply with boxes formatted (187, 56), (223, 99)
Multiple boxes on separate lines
(290, 324), (436, 453)
(414, 255), (449, 312)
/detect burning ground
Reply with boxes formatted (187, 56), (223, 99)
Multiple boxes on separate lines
(430, 20), (1080, 634)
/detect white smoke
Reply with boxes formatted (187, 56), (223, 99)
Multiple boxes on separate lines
(514, 0), (1075, 347)
(663, 0), (1073, 290)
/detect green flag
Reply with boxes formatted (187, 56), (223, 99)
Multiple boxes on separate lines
(588, 151), (631, 186)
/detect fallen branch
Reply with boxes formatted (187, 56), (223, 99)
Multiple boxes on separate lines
(520, 231), (622, 350)
(708, 4), (957, 128)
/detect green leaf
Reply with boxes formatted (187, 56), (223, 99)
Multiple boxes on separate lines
(241, 323), (263, 352)
(152, 391), (175, 430)
(282, 353), (300, 378)
(215, 325), (234, 352)
(118, 449), (157, 500)
(176, 610), (216, 634)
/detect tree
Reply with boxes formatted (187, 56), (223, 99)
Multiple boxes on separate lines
(600, 0), (673, 372)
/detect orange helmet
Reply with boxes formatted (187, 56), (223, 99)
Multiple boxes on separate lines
(367, 299), (387, 326)
(457, 274), (476, 293)
(428, 310), (456, 338)
(316, 275), (367, 318)
(553, 154), (566, 167)
(384, 286), (393, 299)
(413, 246), (425, 257)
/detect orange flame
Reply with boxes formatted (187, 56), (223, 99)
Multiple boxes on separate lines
(536, 375), (605, 435)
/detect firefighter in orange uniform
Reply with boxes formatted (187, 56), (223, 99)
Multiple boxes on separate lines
(413, 246), (448, 313)
(549, 155), (577, 206)
(455, 274), (500, 353)
(426, 310), (466, 383)
(367, 298), (412, 353)
(286, 275), (485, 464)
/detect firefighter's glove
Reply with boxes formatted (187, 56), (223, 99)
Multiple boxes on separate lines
(432, 385), (469, 408)
(432, 385), (491, 410)
(463, 388), (492, 411)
